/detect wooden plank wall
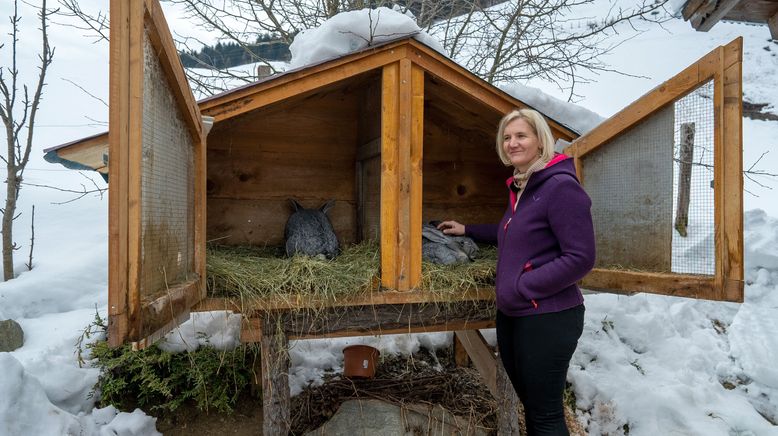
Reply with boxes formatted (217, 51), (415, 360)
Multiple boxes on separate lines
(206, 89), (360, 246)
(357, 79), (382, 242)
(422, 78), (509, 226)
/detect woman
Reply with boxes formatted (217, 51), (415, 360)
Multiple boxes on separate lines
(438, 109), (595, 435)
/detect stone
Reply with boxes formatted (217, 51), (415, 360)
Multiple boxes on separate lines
(0, 319), (24, 352)
(304, 398), (488, 436)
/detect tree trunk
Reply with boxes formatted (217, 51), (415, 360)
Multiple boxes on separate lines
(2, 170), (18, 281)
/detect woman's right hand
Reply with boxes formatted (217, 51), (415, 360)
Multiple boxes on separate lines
(437, 220), (465, 236)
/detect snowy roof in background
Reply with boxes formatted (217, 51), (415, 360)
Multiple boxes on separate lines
(501, 83), (605, 135)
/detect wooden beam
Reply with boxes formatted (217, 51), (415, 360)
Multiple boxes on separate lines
(696, 0), (742, 31)
(717, 38), (744, 302)
(202, 47), (406, 121)
(454, 330), (497, 397)
(405, 40), (578, 142)
(195, 287), (496, 313)
(769, 11), (778, 40)
(381, 62), (400, 290)
(136, 279), (200, 339)
(234, 293), (496, 340)
(108, 0), (130, 347)
(143, 0), (203, 145)
(409, 63), (424, 290)
(194, 121), (209, 300)
(240, 317), (263, 343)
(564, 38), (742, 160)
(496, 359), (520, 435)
(397, 59), (413, 291)
(290, 321), (495, 340)
(581, 269), (721, 299)
(261, 314), (290, 435)
(682, 0), (706, 20)
(126, 0), (144, 342)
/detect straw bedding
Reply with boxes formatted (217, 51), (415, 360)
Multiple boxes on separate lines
(206, 241), (497, 304)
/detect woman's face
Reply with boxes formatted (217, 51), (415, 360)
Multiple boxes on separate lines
(503, 118), (541, 172)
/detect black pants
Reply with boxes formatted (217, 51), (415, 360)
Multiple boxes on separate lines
(496, 305), (585, 436)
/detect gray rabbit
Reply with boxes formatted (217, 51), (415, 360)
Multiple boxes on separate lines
(284, 199), (340, 259)
(422, 221), (478, 265)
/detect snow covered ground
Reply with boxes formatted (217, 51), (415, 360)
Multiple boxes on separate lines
(1, 1), (777, 435)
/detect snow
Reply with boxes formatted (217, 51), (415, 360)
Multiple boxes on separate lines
(1, 1), (778, 435)
(287, 7), (444, 69)
(500, 82), (605, 134)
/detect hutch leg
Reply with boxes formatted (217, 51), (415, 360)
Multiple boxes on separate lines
(261, 314), (290, 435)
(496, 357), (521, 435)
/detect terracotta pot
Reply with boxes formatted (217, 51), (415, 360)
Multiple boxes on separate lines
(342, 345), (380, 379)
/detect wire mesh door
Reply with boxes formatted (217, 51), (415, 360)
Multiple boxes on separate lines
(565, 38), (743, 302)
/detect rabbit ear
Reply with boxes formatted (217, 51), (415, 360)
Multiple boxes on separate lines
(289, 198), (303, 212)
(320, 199), (335, 214)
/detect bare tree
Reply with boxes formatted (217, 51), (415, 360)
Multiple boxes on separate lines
(0, 0), (55, 281)
(59, 0), (668, 98)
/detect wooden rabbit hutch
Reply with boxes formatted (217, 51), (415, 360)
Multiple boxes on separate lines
(45, 1), (746, 433)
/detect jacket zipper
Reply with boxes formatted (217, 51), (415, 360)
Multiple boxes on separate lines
(500, 197), (538, 310)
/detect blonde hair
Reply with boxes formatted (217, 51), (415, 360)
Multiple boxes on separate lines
(495, 109), (556, 167)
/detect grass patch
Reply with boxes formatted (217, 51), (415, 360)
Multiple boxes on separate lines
(89, 339), (260, 414)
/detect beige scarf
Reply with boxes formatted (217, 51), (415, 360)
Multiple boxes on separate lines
(513, 156), (549, 190)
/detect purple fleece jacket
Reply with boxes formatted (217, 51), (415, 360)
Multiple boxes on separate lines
(465, 154), (595, 317)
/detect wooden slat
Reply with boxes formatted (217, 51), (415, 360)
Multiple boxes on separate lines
(194, 124), (208, 299)
(719, 38), (744, 302)
(682, 0), (706, 20)
(580, 269), (718, 299)
(126, 0), (144, 342)
(194, 287), (495, 313)
(454, 330), (497, 397)
(769, 11), (778, 39)
(202, 48), (406, 121)
(240, 317), (263, 343)
(409, 64), (424, 289)
(130, 280), (201, 349)
(292, 320), (494, 340)
(696, 0), (742, 31)
(405, 40), (577, 142)
(381, 63), (400, 290)
(564, 45), (721, 160)
(397, 58), (412, 291)
(143, 0), (203, 145)
(108, 0), (130, 348)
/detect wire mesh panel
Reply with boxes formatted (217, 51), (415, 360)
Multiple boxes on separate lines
(580, 81), (717, 278)
(671, 81), (715, 275)
(140, 31), (196, 302)
(581, 105), (674, 273)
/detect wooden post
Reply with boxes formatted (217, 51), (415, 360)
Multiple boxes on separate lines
(453, 334), (471, 367)
(674, 122), (695, 237)
(261, 314), (290, 435)
(381, 60), (424, 291)
(381, 63), (400, 290)
(496, 357), (521, 435)
(454, 330), (496, 397)
(715, 38), (744, 302)
(769, 12), (778, 40)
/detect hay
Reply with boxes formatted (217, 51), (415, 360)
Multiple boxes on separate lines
(206, 241), (497, 305)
